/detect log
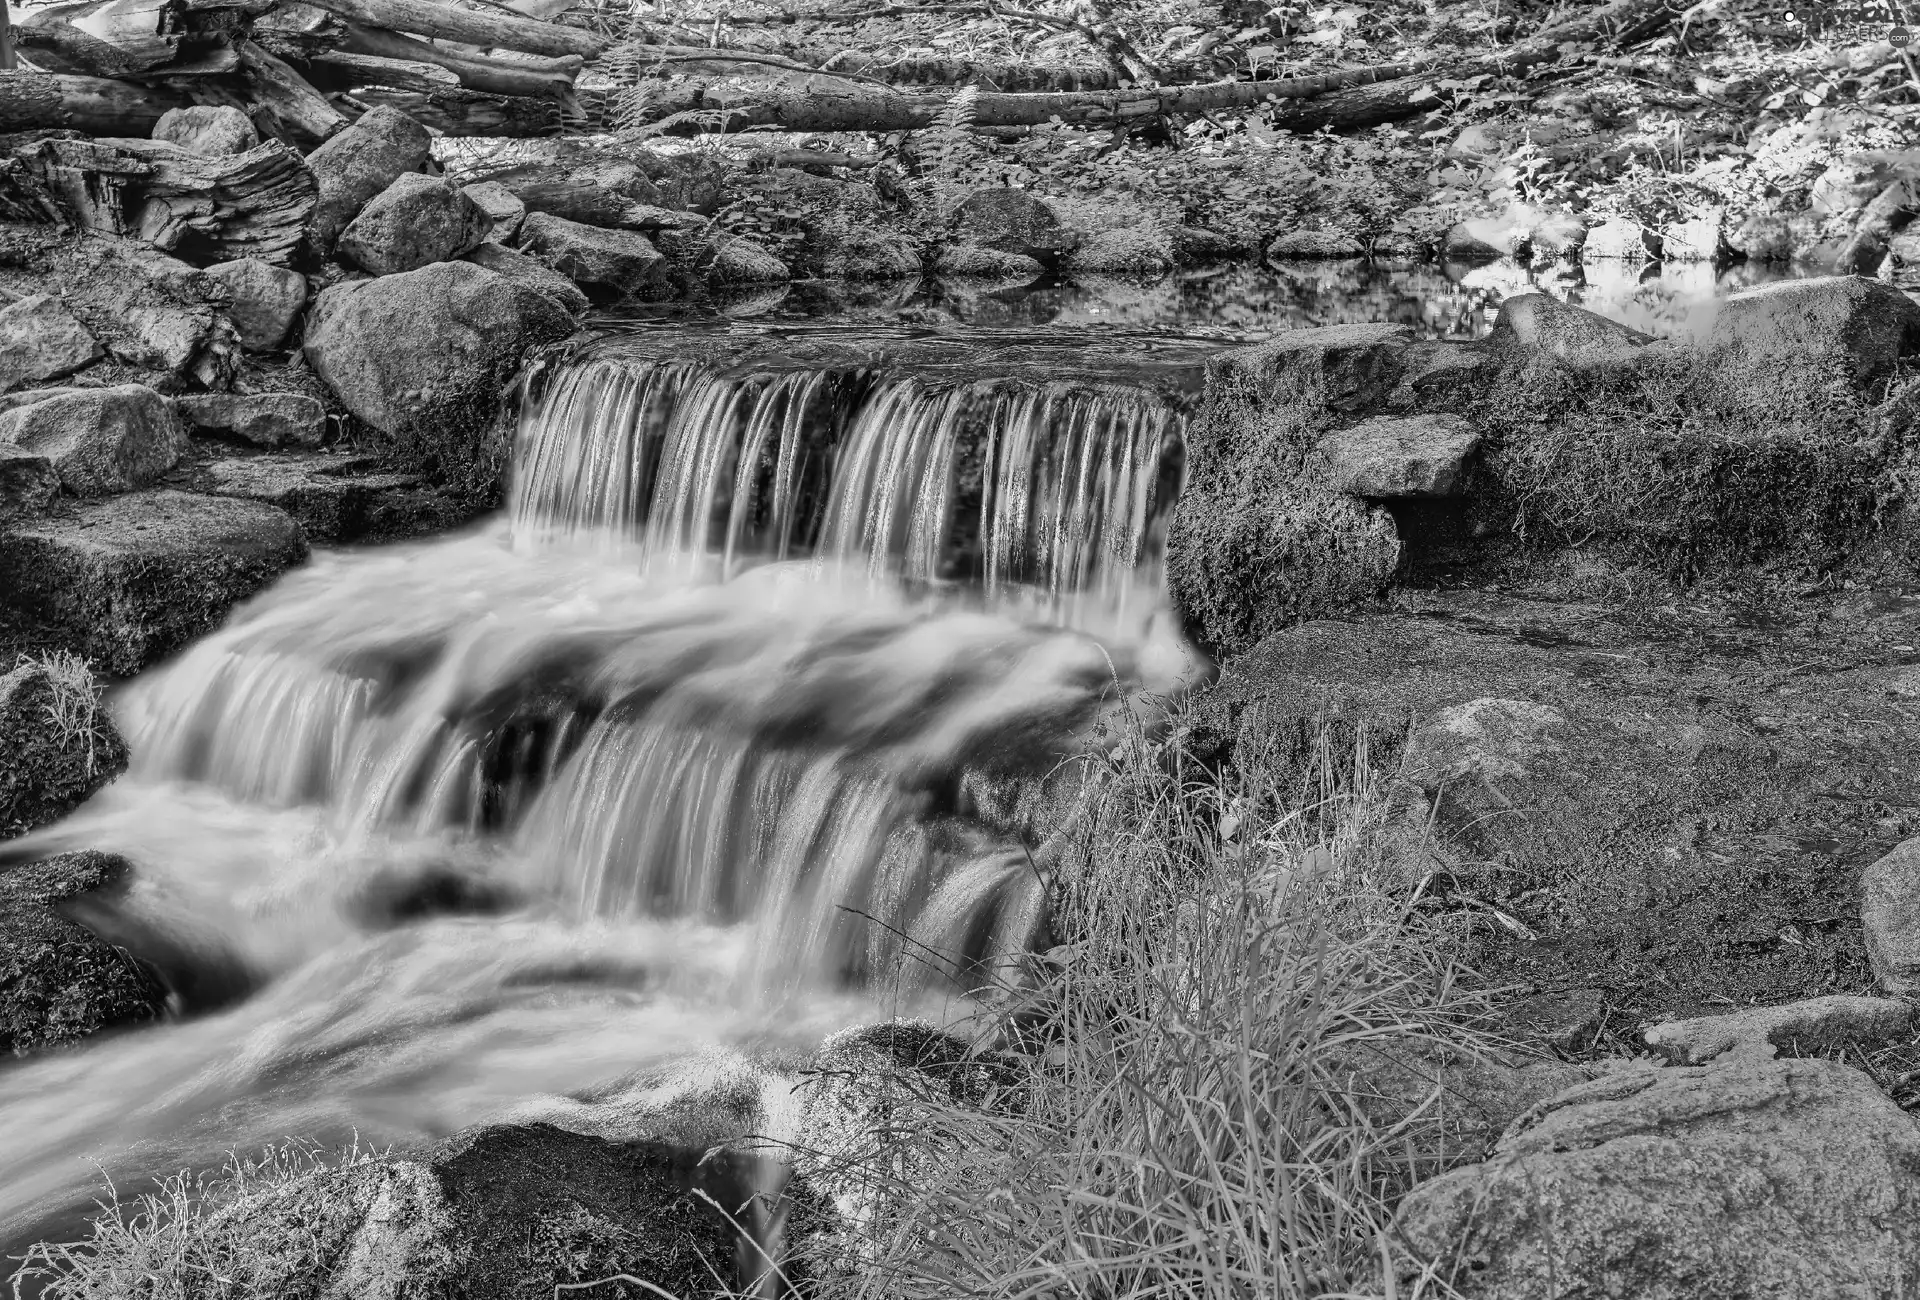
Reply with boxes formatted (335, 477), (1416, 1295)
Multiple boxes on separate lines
(338, 22), (576, 97)
(0, 70), (191, 133)
(15, 0), (239, 80)
(345, 84), (563, 135)
(296, 0), (604, 60)
(306, 48), (459, 91)
(3, 135), (316, 264)
(237, 37), (348, 143)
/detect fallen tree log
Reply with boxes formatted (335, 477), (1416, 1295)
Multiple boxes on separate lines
(338, 22), (576, 96)
(297, 0), (603, 60)
(0, 70), (191, 132)
(345, 84), (564, 134)
(14, 3), (240, 80)
(305, 47), (457, 91)
(0, 135), (315, 263)
(235, 38), (348, 142)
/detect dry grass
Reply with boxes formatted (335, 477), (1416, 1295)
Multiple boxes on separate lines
(800, 710), (1500, 1300)
(15, 649), (105, 776)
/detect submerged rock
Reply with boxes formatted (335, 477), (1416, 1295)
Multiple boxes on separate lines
(0, 294), (102, 392)
(338, 174), (491, 277)
(304, 105), (432, 252)
(0, 385), (189, 496)
(1644, 995), (1913, 1065)
(203, 257), (308, 352)
(0, 489), (308, 674)
(303, 260), (574, 501)
(0, 851), (166, 1054)
(0, 659), (127, 837)
(1398, 1056), (1920, 1299)
(517, 213), (667, 298)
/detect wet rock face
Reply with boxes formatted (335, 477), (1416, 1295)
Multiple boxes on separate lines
(0, 852), (167, 1055)
(517, 213), (667, 298)
(337, 174), (492, 278)
(0, 659), (127, 838)
(203, 257), (308, 352)
(0, 294), (102, 392)
(303, 105), (433, 253)
(152, 105), (259, 157)
(1398, 1057), (1920, 1300)
(0, 489), (308, 675)
(303, 260), (574, 501)
(0, 385), (190, 496)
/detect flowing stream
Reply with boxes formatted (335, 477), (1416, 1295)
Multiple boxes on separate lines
(0, 326), (1205, 1253)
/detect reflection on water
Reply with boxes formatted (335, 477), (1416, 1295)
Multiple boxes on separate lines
(660, 257), (1833, 341)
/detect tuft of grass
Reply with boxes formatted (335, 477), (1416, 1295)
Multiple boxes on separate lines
(18, 649), (104, 776)
(10, 1140), (388, 1300)
(800, 710), (1501, 1300)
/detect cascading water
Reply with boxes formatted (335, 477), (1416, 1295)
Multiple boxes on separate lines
(0, 325), (1207, 1255)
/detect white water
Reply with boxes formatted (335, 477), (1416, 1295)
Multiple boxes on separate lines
(0, 338), (1201, 1253)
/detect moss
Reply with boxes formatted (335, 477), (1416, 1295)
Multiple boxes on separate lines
(1476, 345), (1907, 572)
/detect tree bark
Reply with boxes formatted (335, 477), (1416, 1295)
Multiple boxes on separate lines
(338, 22), (577, 97)
(296, 0), (604, 60)
(305, 47), (459, 91)
(345, 84), (564, 135)
(4, 135), (316, 264)
(236, 37), (349, 143)
(0, 71), (191, 133)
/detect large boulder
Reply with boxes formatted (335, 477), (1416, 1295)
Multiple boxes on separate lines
(0, 658), (128, 838)
(203, 257), (308, 352)
(1703, 274), (1920, 396)
(175, 393), (326, 450)
(1487, 292), (1652, 365)
(0, 851), (167, 1055)
(1398, 1057), (1920, 1299)
(303, 105), (432, 252)
(950, 188), (1071, 261)
(338, 173), (491, 277)
(303, 260), (574, 498)
(0, 489), (308, 674)
(1317, 413), (1479, 497)
(461, 241), (589, 316)
(0, 385), (189, 496)
(0, 294), (102, 392)
(516, 213), (667, 298)
(710, 236), (790, 284)
(152, 105), (258, 157)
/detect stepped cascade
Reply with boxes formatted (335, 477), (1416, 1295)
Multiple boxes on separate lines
(0, 326), (1207, 1249)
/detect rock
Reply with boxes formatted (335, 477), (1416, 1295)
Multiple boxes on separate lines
(836, 233), (922, 280)
(152, 105), (258, 157)
(304, 104), (433, 252)
(1730, 212), (1798, 262)
(1317, 413), (1479, 497)
(0, 852), (166, 1055)
(114, 304), (223, 380)
(631, 148), (727, 215)
(709, 236), (790, 284)
(1813, 154), (1899, 216)
(1488, 292), (1653, 363)
(1441, 221), (1509, 263)
(338, 174), (491, 277)
(303, 260), (574, 499)
(459, 180), (525, 242)
(195, 454), (449, 544)
(951, 188), (1070, 259)
(1506, 987), (1607, 1051)
(160, 1123), (815, 1298)
(1582, 217), (1661, 262)
(1171, 225), (1255, 263)
(0, 661), (128, 837)
(203, 257), (308, 352)
(1703, 274), (1920, 396)
(1334, 1039), (1592, 1163)
(1645, 995), (1913, 1064)
(0, 446), (56, 524)
(1526, 211), (1587, 261)
(1865, 836), (1920, 994)
(932, 244), (1042, 278)
(1207, 321), (1413, 412)
(0, 489), (308, 675)
(0, 385), (190, 496)
(1397, 1057), (1920, 1300)
(0, 295), (102, 392)
(1663, 209), (1728, 262)
(1069, 227), (1174, 276)
(175, 393), (326, 449)
(1268, 229), (1365, 260)
(516, 212), (667, 298)
(461, 242), (589, 316)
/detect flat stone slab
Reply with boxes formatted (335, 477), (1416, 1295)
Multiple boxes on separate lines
(0, 489), (307, 674)
(1645, 995), (1914, 1064)
(1318, 413), (1480, 497)
(194, 453), (455, 543)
